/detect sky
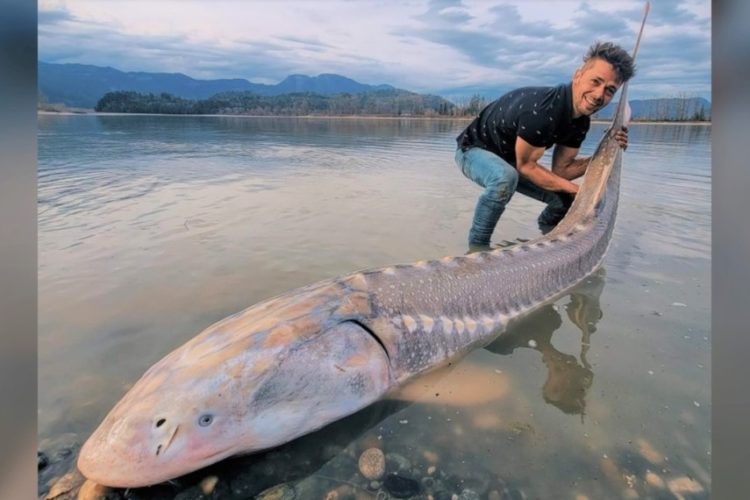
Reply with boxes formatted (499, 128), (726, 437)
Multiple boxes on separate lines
(38, 0), (711, 102)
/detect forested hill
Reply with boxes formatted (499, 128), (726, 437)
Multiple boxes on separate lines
(94, 90), (457, 117)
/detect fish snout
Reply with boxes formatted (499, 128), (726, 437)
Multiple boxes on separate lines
(77, 412), (166, 487)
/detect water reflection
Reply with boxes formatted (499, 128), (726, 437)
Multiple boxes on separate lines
(485, 268), (606, 417)
(91, 114), (464, 139)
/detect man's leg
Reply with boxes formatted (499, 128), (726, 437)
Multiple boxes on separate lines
(515, 177), (574, 233)
(455, 148), (519, 247)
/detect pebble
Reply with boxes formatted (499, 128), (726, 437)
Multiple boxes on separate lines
(427, 465), (437, 475)
(384, 473), (421, 498)
(200, 475), (219, 495)
(667, 476), (704, 497)
(672, 302), (687, 307)
(500, 487), (526, 500)
(527, 340), (537, 348)
(45, 471), (84, 499)
(359, 448), (386, 480)
(458, 488), (480, 500)
(423, 450), (439, 463)
(693, 401), (701, 407)
(645, 471), (665, 489)
(256, 483), (297, 500)
(621, 488), (639, 499)
(637, 438), (664, 464)
(386, 452), (412, 473)
(77, 480), (109, 500)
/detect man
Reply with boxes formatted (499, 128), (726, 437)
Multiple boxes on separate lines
(455, 41), (635, 249)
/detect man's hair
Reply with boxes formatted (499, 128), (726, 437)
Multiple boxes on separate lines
(583, 41), (636, 83)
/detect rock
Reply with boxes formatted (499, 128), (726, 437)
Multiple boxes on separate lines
(637, 438), (664, 464)
(667, 476), (704, 497)
(422, 476), (436, 490)
(645, 471), (665, 489)
(500, 487), (526, 500)
(45, 471), (85, 499)
(423, 450), (439, 463)
(200, 475), (219, 495)
(77, 480), (109, 500)
(459, 489), (480, 500)
(359, 448), (386, 480)
(256, 483), (297, 500)
(384, 473), (421, 498)
(385, 453), (411, 473)
(324, 486), (354, 500)
(621, 489), (639, 500)
(38, 451), (49, 470)
(427, 466), (437, 475)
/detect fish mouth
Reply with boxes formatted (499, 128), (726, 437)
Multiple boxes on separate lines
(198, 445), (236, 464)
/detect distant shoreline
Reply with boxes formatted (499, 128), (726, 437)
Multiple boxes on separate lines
(37, 110), (711, 125)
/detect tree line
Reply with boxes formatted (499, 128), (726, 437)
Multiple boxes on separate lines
(95, 90), (485, 117)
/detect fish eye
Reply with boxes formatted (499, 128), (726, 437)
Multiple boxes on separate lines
(198, 414), (214, 427)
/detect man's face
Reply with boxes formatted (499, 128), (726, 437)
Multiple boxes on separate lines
(571, 58), (622, 117)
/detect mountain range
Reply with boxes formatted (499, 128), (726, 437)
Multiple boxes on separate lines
(38, 61), (711, 121)
(38, 61), (396, 109)
(593, 97), (711, 121)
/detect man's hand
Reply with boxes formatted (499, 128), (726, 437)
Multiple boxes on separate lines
(614, 126), (628, 150)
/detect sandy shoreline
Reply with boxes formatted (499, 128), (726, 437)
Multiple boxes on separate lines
(37, 110), (711, 125)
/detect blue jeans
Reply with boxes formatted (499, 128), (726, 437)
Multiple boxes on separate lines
(455, 147), (573, 246)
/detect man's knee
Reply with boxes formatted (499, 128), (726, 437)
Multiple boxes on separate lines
(485, 169), (519, 203)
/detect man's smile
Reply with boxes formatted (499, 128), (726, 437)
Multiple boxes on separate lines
(583, 95), (601, 109)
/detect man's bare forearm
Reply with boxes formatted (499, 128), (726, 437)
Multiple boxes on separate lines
(518, 161), (579, 194)
(553, 156), (590, 180)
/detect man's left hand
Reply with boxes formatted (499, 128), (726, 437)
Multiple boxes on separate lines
(614, 126), (628, 151)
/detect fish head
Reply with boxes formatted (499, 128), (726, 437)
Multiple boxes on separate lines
(77, 343), (253, 487)
(78, 291), (392, 488)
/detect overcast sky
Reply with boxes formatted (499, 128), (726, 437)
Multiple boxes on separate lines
(38, 0), (711, 101)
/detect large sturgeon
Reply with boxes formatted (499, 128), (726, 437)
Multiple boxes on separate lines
(78, 7), (649, 488)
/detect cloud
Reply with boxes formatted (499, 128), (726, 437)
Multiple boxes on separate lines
(38, 6), (75, 26)
(37, 0), (711, 101)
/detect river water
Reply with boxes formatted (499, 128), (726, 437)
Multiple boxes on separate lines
(38, 115), (711, 499)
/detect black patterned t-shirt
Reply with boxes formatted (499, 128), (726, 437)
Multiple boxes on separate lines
(456, 83), (590, 167)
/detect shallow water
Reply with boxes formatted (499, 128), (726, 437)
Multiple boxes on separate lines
(38, 115), (710, 499)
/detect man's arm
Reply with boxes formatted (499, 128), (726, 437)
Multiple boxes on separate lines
(552, 145), (590, 181)
(515, 137), (579, 195)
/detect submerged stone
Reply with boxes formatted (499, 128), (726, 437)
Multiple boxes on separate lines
(358, 448), (386, 480)
(384, 473), (421, 498)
